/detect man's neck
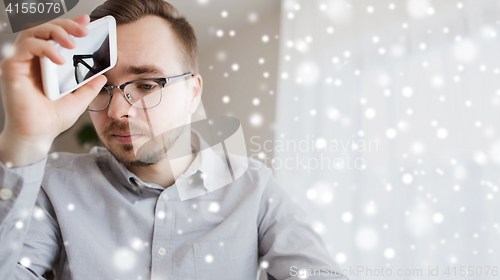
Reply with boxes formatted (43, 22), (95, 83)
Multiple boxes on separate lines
(127, 128), (194, 188)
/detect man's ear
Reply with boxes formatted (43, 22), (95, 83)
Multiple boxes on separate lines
(188, 74), (203, 114)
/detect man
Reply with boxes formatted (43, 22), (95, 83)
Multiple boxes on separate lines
(0, 0), (345, 279)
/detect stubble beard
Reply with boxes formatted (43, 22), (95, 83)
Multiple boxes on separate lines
(102, 126), (184, 167)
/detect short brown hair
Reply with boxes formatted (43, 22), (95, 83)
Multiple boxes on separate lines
(89, 0), (198, 73)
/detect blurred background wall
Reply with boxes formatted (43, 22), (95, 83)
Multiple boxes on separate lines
(274, 0), (500, 279)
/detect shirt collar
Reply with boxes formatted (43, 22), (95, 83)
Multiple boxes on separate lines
(105, 146), (150, 195)
(173, 129), (233, 198)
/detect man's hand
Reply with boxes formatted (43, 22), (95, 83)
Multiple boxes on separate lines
(0, 14), (107, 167)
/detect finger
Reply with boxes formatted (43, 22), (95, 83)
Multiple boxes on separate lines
(70, 14), (90, 27)
(54, 75), (107, 119)
(33, 21), (86, 40)
(19, 18), (88, 43)
(51, 17), (89, 38)
(14, 37), (65, 65)
(31, 24), (75, 49)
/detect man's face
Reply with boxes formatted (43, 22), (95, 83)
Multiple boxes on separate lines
(89, 15), (201, 167)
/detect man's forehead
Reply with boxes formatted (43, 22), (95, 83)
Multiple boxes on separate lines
(123, 63), (165, 76)
(116, 15), (176, 42)
(117, 14), (168, 28)
(116, 16), (179, 54)
(111, 56), (183, 79)
(112, 17), (183, 76)
(107, 58), (177, 80)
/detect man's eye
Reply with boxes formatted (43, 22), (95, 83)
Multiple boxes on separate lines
(137, 83), (157, 91)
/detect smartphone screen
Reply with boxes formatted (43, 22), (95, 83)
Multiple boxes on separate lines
(56, 22), (111, 94)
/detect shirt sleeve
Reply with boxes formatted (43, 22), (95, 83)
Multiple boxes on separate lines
(257, 172), (347, 280)
(0, 156), (62, 279)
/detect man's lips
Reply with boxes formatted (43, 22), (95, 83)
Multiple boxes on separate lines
(112, 133), (144, 143)
(112, 133), (142, 137)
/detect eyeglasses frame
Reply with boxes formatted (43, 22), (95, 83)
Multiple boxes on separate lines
(73, 54), (99, 84)
(86, 72), (195, 112)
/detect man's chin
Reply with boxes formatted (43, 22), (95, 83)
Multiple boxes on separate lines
(106, 142), (167, 167)
(109, 148), (156, 167)
(125, 159), (155, 167)
(101, 140), (141, 166)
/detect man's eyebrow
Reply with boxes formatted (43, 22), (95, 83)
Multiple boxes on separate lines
(125, 65), (165, 75)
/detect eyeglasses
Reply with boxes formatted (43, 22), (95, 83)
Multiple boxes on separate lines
(86, 73), (194, 112)
(73, 54), (101, 84)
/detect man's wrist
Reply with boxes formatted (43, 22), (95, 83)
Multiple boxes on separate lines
(0, 132), (52, 168)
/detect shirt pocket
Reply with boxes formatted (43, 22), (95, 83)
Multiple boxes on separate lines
(193, 234), (258, 280)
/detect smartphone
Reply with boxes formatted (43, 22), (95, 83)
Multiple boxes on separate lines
(40, 15), (117, 101)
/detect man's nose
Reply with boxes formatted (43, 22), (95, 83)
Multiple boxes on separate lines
(107, 88), (136, 120)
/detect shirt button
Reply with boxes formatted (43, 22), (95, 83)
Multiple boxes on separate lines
(157, 247), (166, 256)
(0, 188), (13, 200)
(162, 193), (169, 202)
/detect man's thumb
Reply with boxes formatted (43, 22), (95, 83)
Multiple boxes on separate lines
(54, 75), (107, 119)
